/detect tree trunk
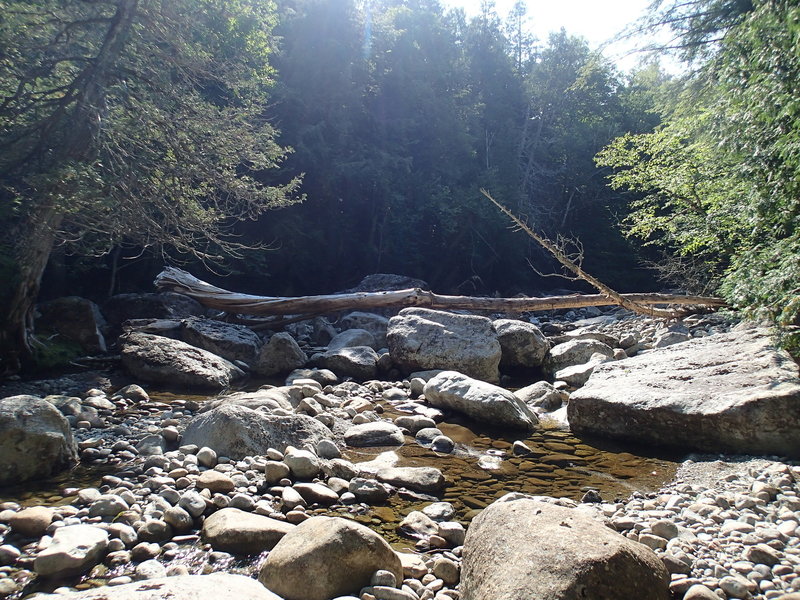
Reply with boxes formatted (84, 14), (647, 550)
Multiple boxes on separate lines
(154, 267), (725, 318)
(0, 0), (139, 375)
(0, 204), (64, 374)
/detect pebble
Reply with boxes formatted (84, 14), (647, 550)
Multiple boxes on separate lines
(196, 471), (235, 493)
(0, 578), (19, 595)
(134, 558), (167, 580)
(0, 545), (21, 566)
(0, 314), (785, 600)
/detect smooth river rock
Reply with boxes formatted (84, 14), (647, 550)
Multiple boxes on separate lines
(0, 395), (78, 485)
(460, 499), (669, 600)
(492, 319), (549, 368)
(259, 516), (403, 600)
(120, 332), (245, 390)
(9, 506), (55, 537)
(34, 524), (109, 578)
(33, 574), (283, 600)
(201, 508), (294, 554)
(423, 371), (538, 430)
(182, 404), (334, 458)
(344, 422), (405, 447)
(387, 308), (501, 383)
(568, 327), (800, 457)
(376, 467), (446, 493)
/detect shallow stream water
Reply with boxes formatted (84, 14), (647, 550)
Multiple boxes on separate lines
(0, 387), (684, 595)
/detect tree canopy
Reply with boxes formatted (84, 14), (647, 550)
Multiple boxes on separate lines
(598, 0), (800, 349)
(2, 0), (798, 372)
(0, 0), (301, 372)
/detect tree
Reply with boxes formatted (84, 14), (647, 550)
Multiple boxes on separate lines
(599, 0), (800, 349)
(504, 0), (535, 74)
(629, 0), (754, 61)
(0, 0), (301, 373)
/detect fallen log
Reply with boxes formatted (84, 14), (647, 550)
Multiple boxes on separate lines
(155, 267), (725, 318)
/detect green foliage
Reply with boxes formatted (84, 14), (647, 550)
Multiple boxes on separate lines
(599, 0), (800, 349)
(0, 0), (301, 261)
(30, 336), (84, 373)
(595, 123), (749, 288)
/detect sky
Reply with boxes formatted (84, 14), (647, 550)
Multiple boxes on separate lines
(440, 0), (658, 71)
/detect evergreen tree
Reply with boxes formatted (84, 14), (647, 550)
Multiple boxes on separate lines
(0, 0), (300, 373)
(598, 0), (800, 348)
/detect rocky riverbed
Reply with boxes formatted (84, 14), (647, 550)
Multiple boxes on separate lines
(0, 297), (798, 600)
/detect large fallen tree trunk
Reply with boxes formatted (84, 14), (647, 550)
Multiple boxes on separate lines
(155, 267), (725, 318)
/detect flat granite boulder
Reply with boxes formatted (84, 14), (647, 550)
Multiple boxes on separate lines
(376, 466), (446, 493)
(34, 524), (109, 578)
(201, 508), (294, 554)
(344, 422), (405, 447)
(568, 327), (800, 457)
(179, 317), (262, 365)
(423, 371), (538, 430)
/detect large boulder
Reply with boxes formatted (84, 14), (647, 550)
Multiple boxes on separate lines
(179, 317), (262, 365)
(492, 319), (549, 369)
(32, 574), (283, 600)
(387, 308), (501, 383)
(0, 396), (78, 485)
(258, 516), (403, 600)
(201, 508), (294, 554)
(317, 346), (379, 381)
(546, 338), (614, 374)
(568, 327), (800, 457)
(340, 312), (390, 348)
(423, 371), (538, 430)
(181, 404), (334, 458)
(120, 332), (245, 390)
(36, 296), (107, 353)
(34, 524), (109, 579)
(253, 332), (307, 377)
(461, 499), (669, 600)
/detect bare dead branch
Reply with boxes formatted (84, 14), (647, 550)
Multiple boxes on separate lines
(480, 188), (704, 318)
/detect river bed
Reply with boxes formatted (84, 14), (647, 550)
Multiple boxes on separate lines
(0, 385), (684, 597)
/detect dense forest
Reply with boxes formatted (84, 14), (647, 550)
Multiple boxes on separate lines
(1, 0), (798, 373)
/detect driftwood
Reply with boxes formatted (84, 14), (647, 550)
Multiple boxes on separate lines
(155, 267), (725, 319)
